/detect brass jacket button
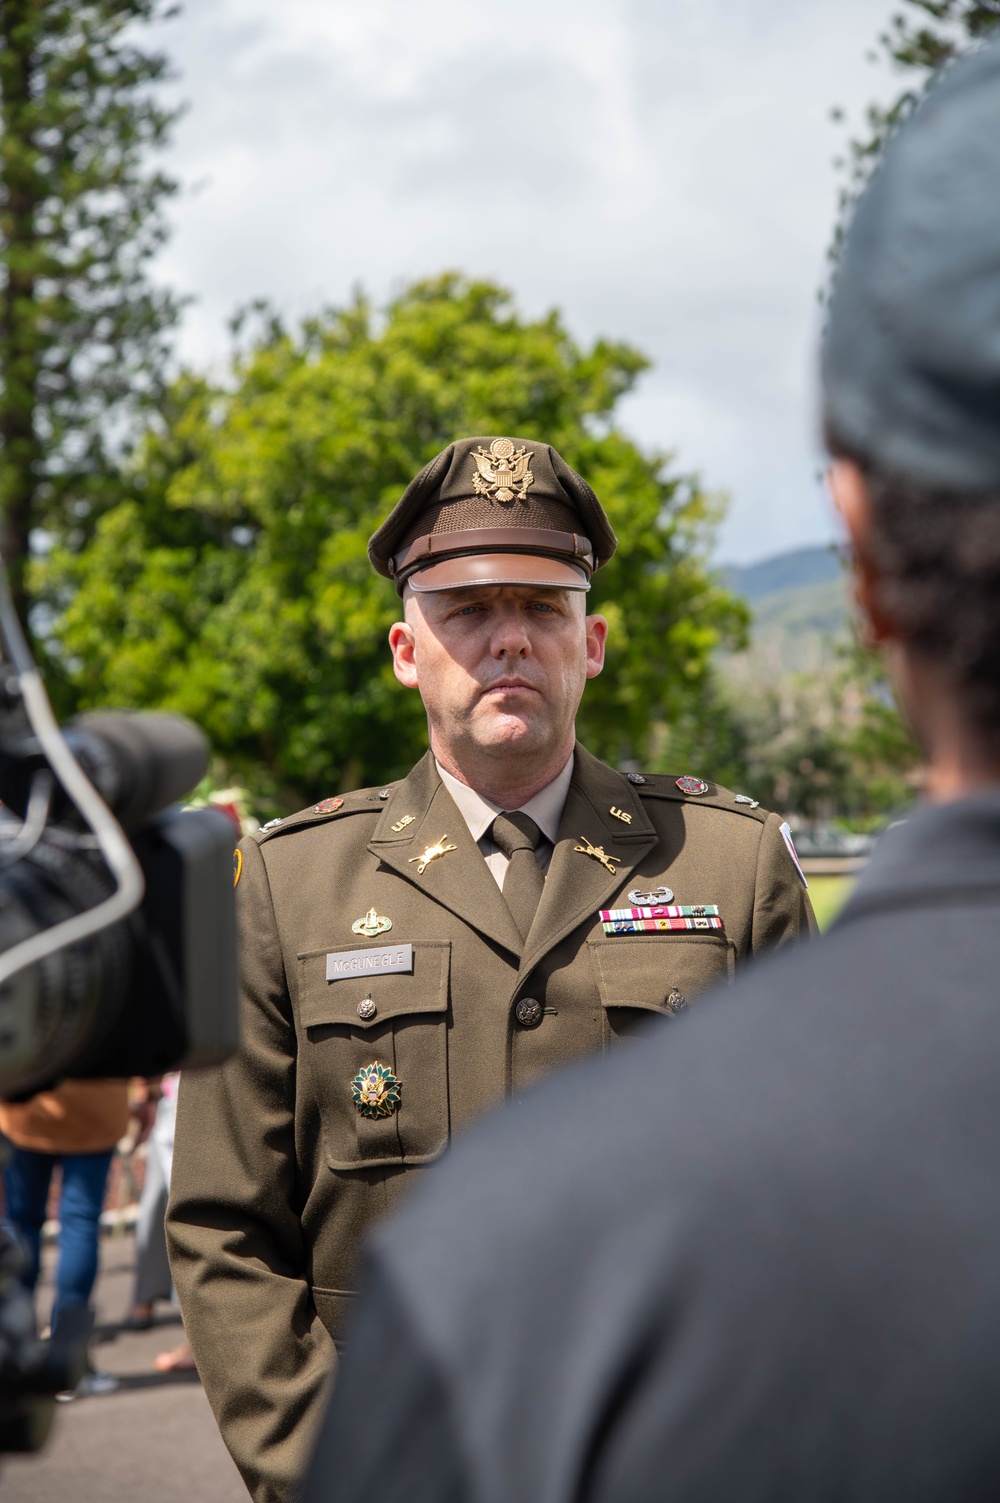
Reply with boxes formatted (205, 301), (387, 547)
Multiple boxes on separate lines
(515, 997), (543, 1029)
(357, 997), (377, 1021)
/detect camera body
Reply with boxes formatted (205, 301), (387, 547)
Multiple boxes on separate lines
(0, 711), (240, 1097)
(0, 696), (240, 1453)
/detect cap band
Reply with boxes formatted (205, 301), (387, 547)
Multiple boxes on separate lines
(406, 552), (591, 593)
(390, 526), (594, 581)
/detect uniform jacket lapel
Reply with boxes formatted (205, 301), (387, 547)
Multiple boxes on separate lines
(369, 752), (523, 958)
(519, 744), (656, 980)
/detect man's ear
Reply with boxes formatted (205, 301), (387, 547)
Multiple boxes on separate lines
(389, 617), (419, 689)
(828, 459), (896, 646)
(584, 613), (608, 679)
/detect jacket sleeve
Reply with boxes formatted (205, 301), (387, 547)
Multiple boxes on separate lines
(167, 833), (335, 1503)
(750, 812), (818, 954)
(303, 1249), (468, 1503)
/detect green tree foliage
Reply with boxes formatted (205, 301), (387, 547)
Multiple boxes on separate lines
(778, 0), (999, 824)
(37, 276), (748, 810)
(831, 1), (1000, 262)
(0, 0), (181, 616)
(718, 638), (922, 825)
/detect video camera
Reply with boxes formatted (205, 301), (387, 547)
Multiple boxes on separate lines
(0, 563), (239, 1454)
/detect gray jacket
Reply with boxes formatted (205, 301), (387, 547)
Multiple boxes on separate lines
(309, 792), (1000, 1503)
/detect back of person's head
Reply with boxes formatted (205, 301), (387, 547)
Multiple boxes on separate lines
(822, 41), (1000, 751)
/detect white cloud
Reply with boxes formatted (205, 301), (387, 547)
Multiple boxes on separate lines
(151, 0), (900, 561)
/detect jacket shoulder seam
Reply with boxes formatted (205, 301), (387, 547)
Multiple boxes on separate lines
(253, 788), (397, 843)
(631, 776), (771, 822)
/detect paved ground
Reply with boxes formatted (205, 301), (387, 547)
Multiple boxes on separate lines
(2, 1231), (246, 1502)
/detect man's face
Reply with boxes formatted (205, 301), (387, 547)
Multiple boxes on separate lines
(389, 583), (607, 771)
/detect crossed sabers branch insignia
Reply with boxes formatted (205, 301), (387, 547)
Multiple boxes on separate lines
(408, 835), (458, 875)
(574, 836), (621, 874)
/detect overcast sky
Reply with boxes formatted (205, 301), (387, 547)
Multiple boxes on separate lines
(152, 0), (901, 564)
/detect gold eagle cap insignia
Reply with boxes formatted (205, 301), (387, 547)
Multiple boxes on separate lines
(471, 437), (534, 504)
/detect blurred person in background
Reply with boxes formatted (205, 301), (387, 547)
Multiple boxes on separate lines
(125, 1072), (195, 1373)
(132, 790), (249, 1376)
(168, 441), (814, 1503)
(307, 39), (1000, 1503)
(0, 1078), (132, 1399)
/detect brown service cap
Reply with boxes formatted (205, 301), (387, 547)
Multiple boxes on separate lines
(368, 435), (618, 595)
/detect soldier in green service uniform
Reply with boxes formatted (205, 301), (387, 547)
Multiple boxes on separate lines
(167, 435), (815, 1503)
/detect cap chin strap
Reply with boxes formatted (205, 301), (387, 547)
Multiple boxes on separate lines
(389, 526), (594, 581)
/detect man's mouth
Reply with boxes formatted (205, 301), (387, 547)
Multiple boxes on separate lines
(481, 678), (539, 696)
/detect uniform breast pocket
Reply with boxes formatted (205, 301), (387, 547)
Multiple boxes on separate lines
(297, 941), (451, 1171)
(588, 933), (736, 1042)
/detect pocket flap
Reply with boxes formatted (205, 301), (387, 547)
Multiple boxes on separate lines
(298, 941), (450, 1029)
(588, 933), (734, 1014)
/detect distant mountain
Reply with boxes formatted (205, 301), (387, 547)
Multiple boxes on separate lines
(721, 544), (842, 604)
(720, 543), (850, 675)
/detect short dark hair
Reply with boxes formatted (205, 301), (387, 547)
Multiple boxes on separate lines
(827, 421), (1000, 747)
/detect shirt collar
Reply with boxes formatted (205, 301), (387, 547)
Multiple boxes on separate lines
(436, 754), (575, 847)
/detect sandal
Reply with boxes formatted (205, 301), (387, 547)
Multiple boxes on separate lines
(154, 1342), (196, 1373)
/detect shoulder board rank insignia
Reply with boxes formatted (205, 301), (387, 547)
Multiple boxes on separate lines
(352, 907), (392, 938)
(734, 794), (760, 808)
(600, 904), (722, 935)
(313, 797), (344, 813)
(261, 817), (283, 831)
(351, 1061), (401, 1119)
(676, 776), (709, 795)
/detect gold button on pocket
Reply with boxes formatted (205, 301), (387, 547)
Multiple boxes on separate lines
(297, 940), (451, 1171)
(587, 933), (735, 1042)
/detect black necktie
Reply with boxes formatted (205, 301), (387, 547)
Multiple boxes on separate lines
(491, 812), (545, 941)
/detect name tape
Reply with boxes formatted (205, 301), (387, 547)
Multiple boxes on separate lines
(326, 944), (413, 981)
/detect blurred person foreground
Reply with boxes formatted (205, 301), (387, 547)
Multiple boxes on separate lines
(309, 38), (1000, 1503)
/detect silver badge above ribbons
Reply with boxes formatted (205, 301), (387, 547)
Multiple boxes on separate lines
(628, 886), (673, 905)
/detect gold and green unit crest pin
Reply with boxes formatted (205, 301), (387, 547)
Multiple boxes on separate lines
(351, 1061), (402, 1120)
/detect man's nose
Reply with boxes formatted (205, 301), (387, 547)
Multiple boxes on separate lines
(490, 609), (531, 657)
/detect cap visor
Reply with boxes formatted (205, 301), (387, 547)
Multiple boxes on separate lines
(407, 552), (590, 592)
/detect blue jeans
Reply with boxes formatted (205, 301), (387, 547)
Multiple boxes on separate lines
(3, 1146), (114, 1327)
